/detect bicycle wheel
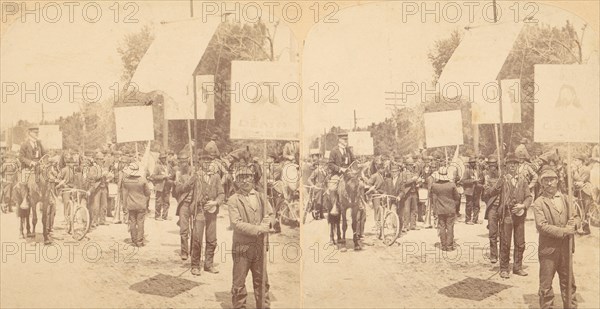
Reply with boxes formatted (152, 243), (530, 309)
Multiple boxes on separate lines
(589, 203), (600, 227)
(72, 201), (90, 241)
(574, 201), (585, 234)
(382, 211), (400, 246)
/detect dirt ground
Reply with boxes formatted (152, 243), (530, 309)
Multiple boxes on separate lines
(301, 201), (600, 309)
(0, 195), (301, 309)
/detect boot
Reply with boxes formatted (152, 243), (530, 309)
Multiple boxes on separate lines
(353, 234), (362, 251)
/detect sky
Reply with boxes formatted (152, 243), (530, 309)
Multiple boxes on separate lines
(302, 1), (599, 144)
(0, 1), (293, 128)
(1, 1), (597, 140)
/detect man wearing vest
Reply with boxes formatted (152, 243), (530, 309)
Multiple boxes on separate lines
(175, 153), (195, 263)
(227, 166), (274, 309)
(532, 167), (579, 309)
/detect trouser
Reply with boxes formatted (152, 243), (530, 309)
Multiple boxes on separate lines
(455, 194), (462, 215)
(178, 203), (192, 256)
(487, 205), (500, 260)
(1, 181), (14, 211)
(62, 191), (72, 222)
(329, 213), (341, 241)
(438, 214), (455, 249)
(465, 193), (481, 223)
(90, 187), (108, 225)
(232, 246), (270, 309)
(402, 193), (418, 230)
(128, 209), (145, 244)
(538, 242), (577, 309)
(372, 197), (382, 224)
(154, 190), (170, 219)
(500, 213), (526, 272)
(351, 206), (366, 243)
(113, 196), (123, 223)
(395, 202), (406, 232)
(191, 212), (218, 269)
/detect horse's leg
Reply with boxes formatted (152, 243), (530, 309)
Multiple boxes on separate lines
(340, 206), (347, 243)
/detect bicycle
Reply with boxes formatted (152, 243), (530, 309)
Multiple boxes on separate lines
(368, 193), (400, 246)
(302, 185), (322, 224)
(58, 188), (90, 241)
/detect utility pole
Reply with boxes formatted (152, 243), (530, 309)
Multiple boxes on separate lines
(353, 109), (358, 130)
(494, 0), (504, 167)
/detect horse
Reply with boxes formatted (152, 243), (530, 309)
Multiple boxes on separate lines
(15, 155), (56, 243)
(336, 161), (366, 251)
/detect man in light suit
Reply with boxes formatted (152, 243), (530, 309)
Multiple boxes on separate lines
(532, 167), (579, 309)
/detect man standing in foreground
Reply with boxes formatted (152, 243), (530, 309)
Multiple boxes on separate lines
(532, 167), (579, 309)
(227, 167), (274, 309)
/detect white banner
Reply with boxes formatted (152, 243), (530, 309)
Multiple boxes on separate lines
(534, 65), (600, 143)
(472, 79), (522, 124)
(38, 125), (62, 149)
(130, 18), (220, 97)
(438, 22), (523, 99)
(424, 110), (464, 148)
(114, 106), (155, 143)
(230, 61), (300, 140)
(348, 131), (374, 156)
(164, 75), (215, 120)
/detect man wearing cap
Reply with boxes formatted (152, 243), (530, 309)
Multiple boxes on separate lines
(227, 166), (274, 309)
(149, 152), (175, 221)
(328, 132), (354, 176)
(498, 153), (533, 278)
(532, 167), (579, 309)
(19, 126), (44, 168)
(461, 157), (484, 224)
(483, 157), (502, 263)
(122, 162), (151, 247)
(572, 153), (593, 235)
(516, 147), (539, 191)
(430, 166), (461, 251)
(188, 151), (225, 275)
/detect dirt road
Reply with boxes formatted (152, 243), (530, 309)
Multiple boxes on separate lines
(0, 196), (301, 309)
(301, 206), (600, 308)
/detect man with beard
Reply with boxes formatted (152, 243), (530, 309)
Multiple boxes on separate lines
(499, 153), (533, 279)
(483, 157), (501, 264)
(227, 166), (274, 309)
(532, 167), (579, 309)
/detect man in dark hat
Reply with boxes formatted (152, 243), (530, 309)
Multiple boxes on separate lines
(87, 152), (112, 228)
(498, 153), (533, 278)
(149, 152), (175, 221)
(532, 167), (579, 309)
(174, 152), (195, 262)
(227, 166), (273, 309)
(461, 157), (484, 224)
(19, 125), (44, 168)
(483, 156), (502, 263)
(328, 132), (354, 176)
(1, 151), (19, 213)
(189, 150), (224, 275)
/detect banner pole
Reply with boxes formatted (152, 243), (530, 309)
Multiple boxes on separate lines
(566, 143), (574, 305)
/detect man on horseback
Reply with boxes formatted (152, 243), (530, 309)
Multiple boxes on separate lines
(18, 126), (44, 239)
(328, 132), (364, 251)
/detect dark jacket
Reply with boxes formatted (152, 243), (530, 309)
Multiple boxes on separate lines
(461, 165), (483, 196)
(499, 173), (533, 218)
(19, 139), (44, 168)
(121, 175), (151, 211)
(175, 170), (196, 216)
(328, 146), (354, 175)
(430, 180), (460, 215)
(227, 190), (274, 252)
(531, 193), (580, 255)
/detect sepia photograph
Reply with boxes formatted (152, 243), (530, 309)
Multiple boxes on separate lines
(1, 1), (599, 309)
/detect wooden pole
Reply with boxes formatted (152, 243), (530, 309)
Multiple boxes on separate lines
(495, 124), (502, 176)
(565, 143), (574, 306)
(187, 120), (194, 170)
(261, 138), (268, 309)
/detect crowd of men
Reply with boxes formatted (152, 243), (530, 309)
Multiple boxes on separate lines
(0, 126), (305, 309)
(304, 133), (599, 309)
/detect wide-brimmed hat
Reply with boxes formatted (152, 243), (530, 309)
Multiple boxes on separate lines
(434, 166), (451, 181)
(468, 157), (477, 164)
(158, 152), (167, 159)
(28, 125), (39, 132)
(487, 156), (498, 165)
(337, 132), (348, 139)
